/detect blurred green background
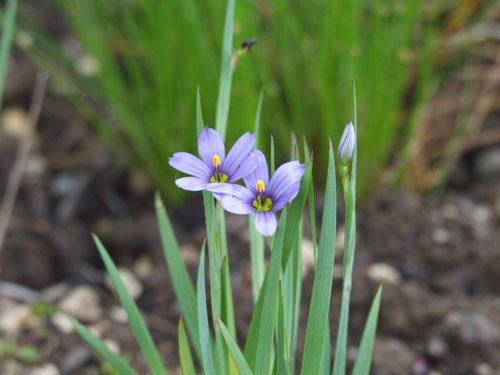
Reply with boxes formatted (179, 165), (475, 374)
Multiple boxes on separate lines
(11, 0), (493, 204)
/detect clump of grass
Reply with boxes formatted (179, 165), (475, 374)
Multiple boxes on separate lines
(14, 0), (437, 202)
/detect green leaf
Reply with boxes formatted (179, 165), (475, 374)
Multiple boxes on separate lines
(214, 0), (235, 140)
(217, 319), (253, 375)
(196, 86), (204, 134)
(70, 316), (137, 375)
(249, 90), (265, 303)
(333, 84), (359, 375)
(155, 194), (200, 360)
(93, 236), (167, 375)
(197, 247), (216, 375)
(301, 142), (337, 374)
(352, 286), (383, 375)
(178, 317), (196, 375)
(276, 284), (289, 375)
(0, 0), (18, 109)
(282, 155), (313, 270)
(244, 211), (287, 374)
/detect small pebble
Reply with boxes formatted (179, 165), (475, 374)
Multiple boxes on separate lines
(106, 268), (143, 300)
(51, 312), (74, 333)
(109, 306), (128, 324)
(1, 107), (30, 140)
(427, 336), (447, 358)
(367, 263), (402, 285)
(432, 228), (450, 245)
(301, 238), (315, 277)
(0, 302), (31, 335)
(59, 286), (102, 322)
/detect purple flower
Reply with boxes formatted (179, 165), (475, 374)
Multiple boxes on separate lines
(169, 128), (258, 191)
(207, 151), (305, 237)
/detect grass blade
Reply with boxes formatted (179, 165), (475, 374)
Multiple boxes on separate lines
(178, 317), (196, 375)
(250, 90), (265, 302)
(352, 286), (383, 375)
(244, 211), (287, 374)
(0, 0), (18, 109)
(218, 319), (254, 375)
(301, 142), (337, 374)
(333, 84), (358, 375)
(155, 194), (200, 360)
(92, 235), (167, 375)
(70, 317), (137, 375)
(214, 0), (235, 140)
(197, 246), (216, 375)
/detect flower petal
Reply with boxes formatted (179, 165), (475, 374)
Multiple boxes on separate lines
(267, 161), (305, 201)
(255, 211), (277, 237)
(175, 177), (207, 191)
(229, 152), (259, 183)
(169, 152), (211, 179)
(223, 132), (255, 176)
(198, 128), (225, 167)
(206, 183), (255, 202)
(271, 181), (301, 211)
(243, 150), (269, 193)
(220, 195), (255, 215)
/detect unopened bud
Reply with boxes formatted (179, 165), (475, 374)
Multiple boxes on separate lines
(338, 121), (355, 165)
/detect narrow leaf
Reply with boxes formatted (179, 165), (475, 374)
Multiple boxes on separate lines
(178, 317), (196, 375)
(70, 317), (137, 375)
(301, 143), (337, 374)
(155, 194), (200, 359)
(0, 0), (18, 109)
(197, 247), (216, 375)
(93, 235), (167, 375)
(218, 319), (254, 375)
(352, 286), (383, 375)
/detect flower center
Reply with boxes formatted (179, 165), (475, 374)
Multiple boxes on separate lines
(256, 179), (266, 193)
(253, 194), (273, 212)
(210, 172), (228, 183)
(209, 154), (228, 182)
(212, 154), (221, 168)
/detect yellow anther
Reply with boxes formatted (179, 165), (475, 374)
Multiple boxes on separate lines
(256, 179), (266, 193)
(212, 154), (221, 168)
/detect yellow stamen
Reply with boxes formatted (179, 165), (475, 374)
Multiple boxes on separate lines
(256, 179), (266, 193)
(212, 154), (221, 168)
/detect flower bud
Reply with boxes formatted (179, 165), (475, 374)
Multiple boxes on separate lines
(338, 121), (355, 165)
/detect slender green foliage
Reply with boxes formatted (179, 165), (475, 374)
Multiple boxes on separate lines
(155, 195), (200, 360)
(196, 247), (216, 375)
(178, 318), (196, 375)
(301, 143), (337, 374)
(70, 317), (137, 375)
(0, 0), (18, 109)
(93, 235), (167, 375)
(352, 286), (383, 375)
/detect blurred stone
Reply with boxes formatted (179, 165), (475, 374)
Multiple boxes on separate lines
(51, 312), (74, 334)
(39, 283), (69, 303)
(367, 263), (402, 285)
(109, 306), (128, 323)
(476, 363), (494, 375)
(75, 54), (99, 77)
(61, 347), (92, 374)
(432, 228), (450, 245)
(0, 301), (31, 335)
(106, 268), (143, 300)
(103, 339), (121, 354)
(372, 337), (414, 375)
(133, 255), (154, 279)
(129, 169), (152, 195)
(1, 107), (30, 140)
(472, 147), (500, 179)
(28, 363), (59, 375)
(427, 336), (448, 358)
(301, 238), (315, 277)
(444, 311), (498, 347)
(25, 154), (48, 178)
(180, 244), (199, 266)
(59, 286), (102, 322)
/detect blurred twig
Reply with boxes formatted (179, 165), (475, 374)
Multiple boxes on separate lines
(0, 73), (48, 267)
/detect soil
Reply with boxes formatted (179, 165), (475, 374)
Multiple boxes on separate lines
(1, 36), (500, 375)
